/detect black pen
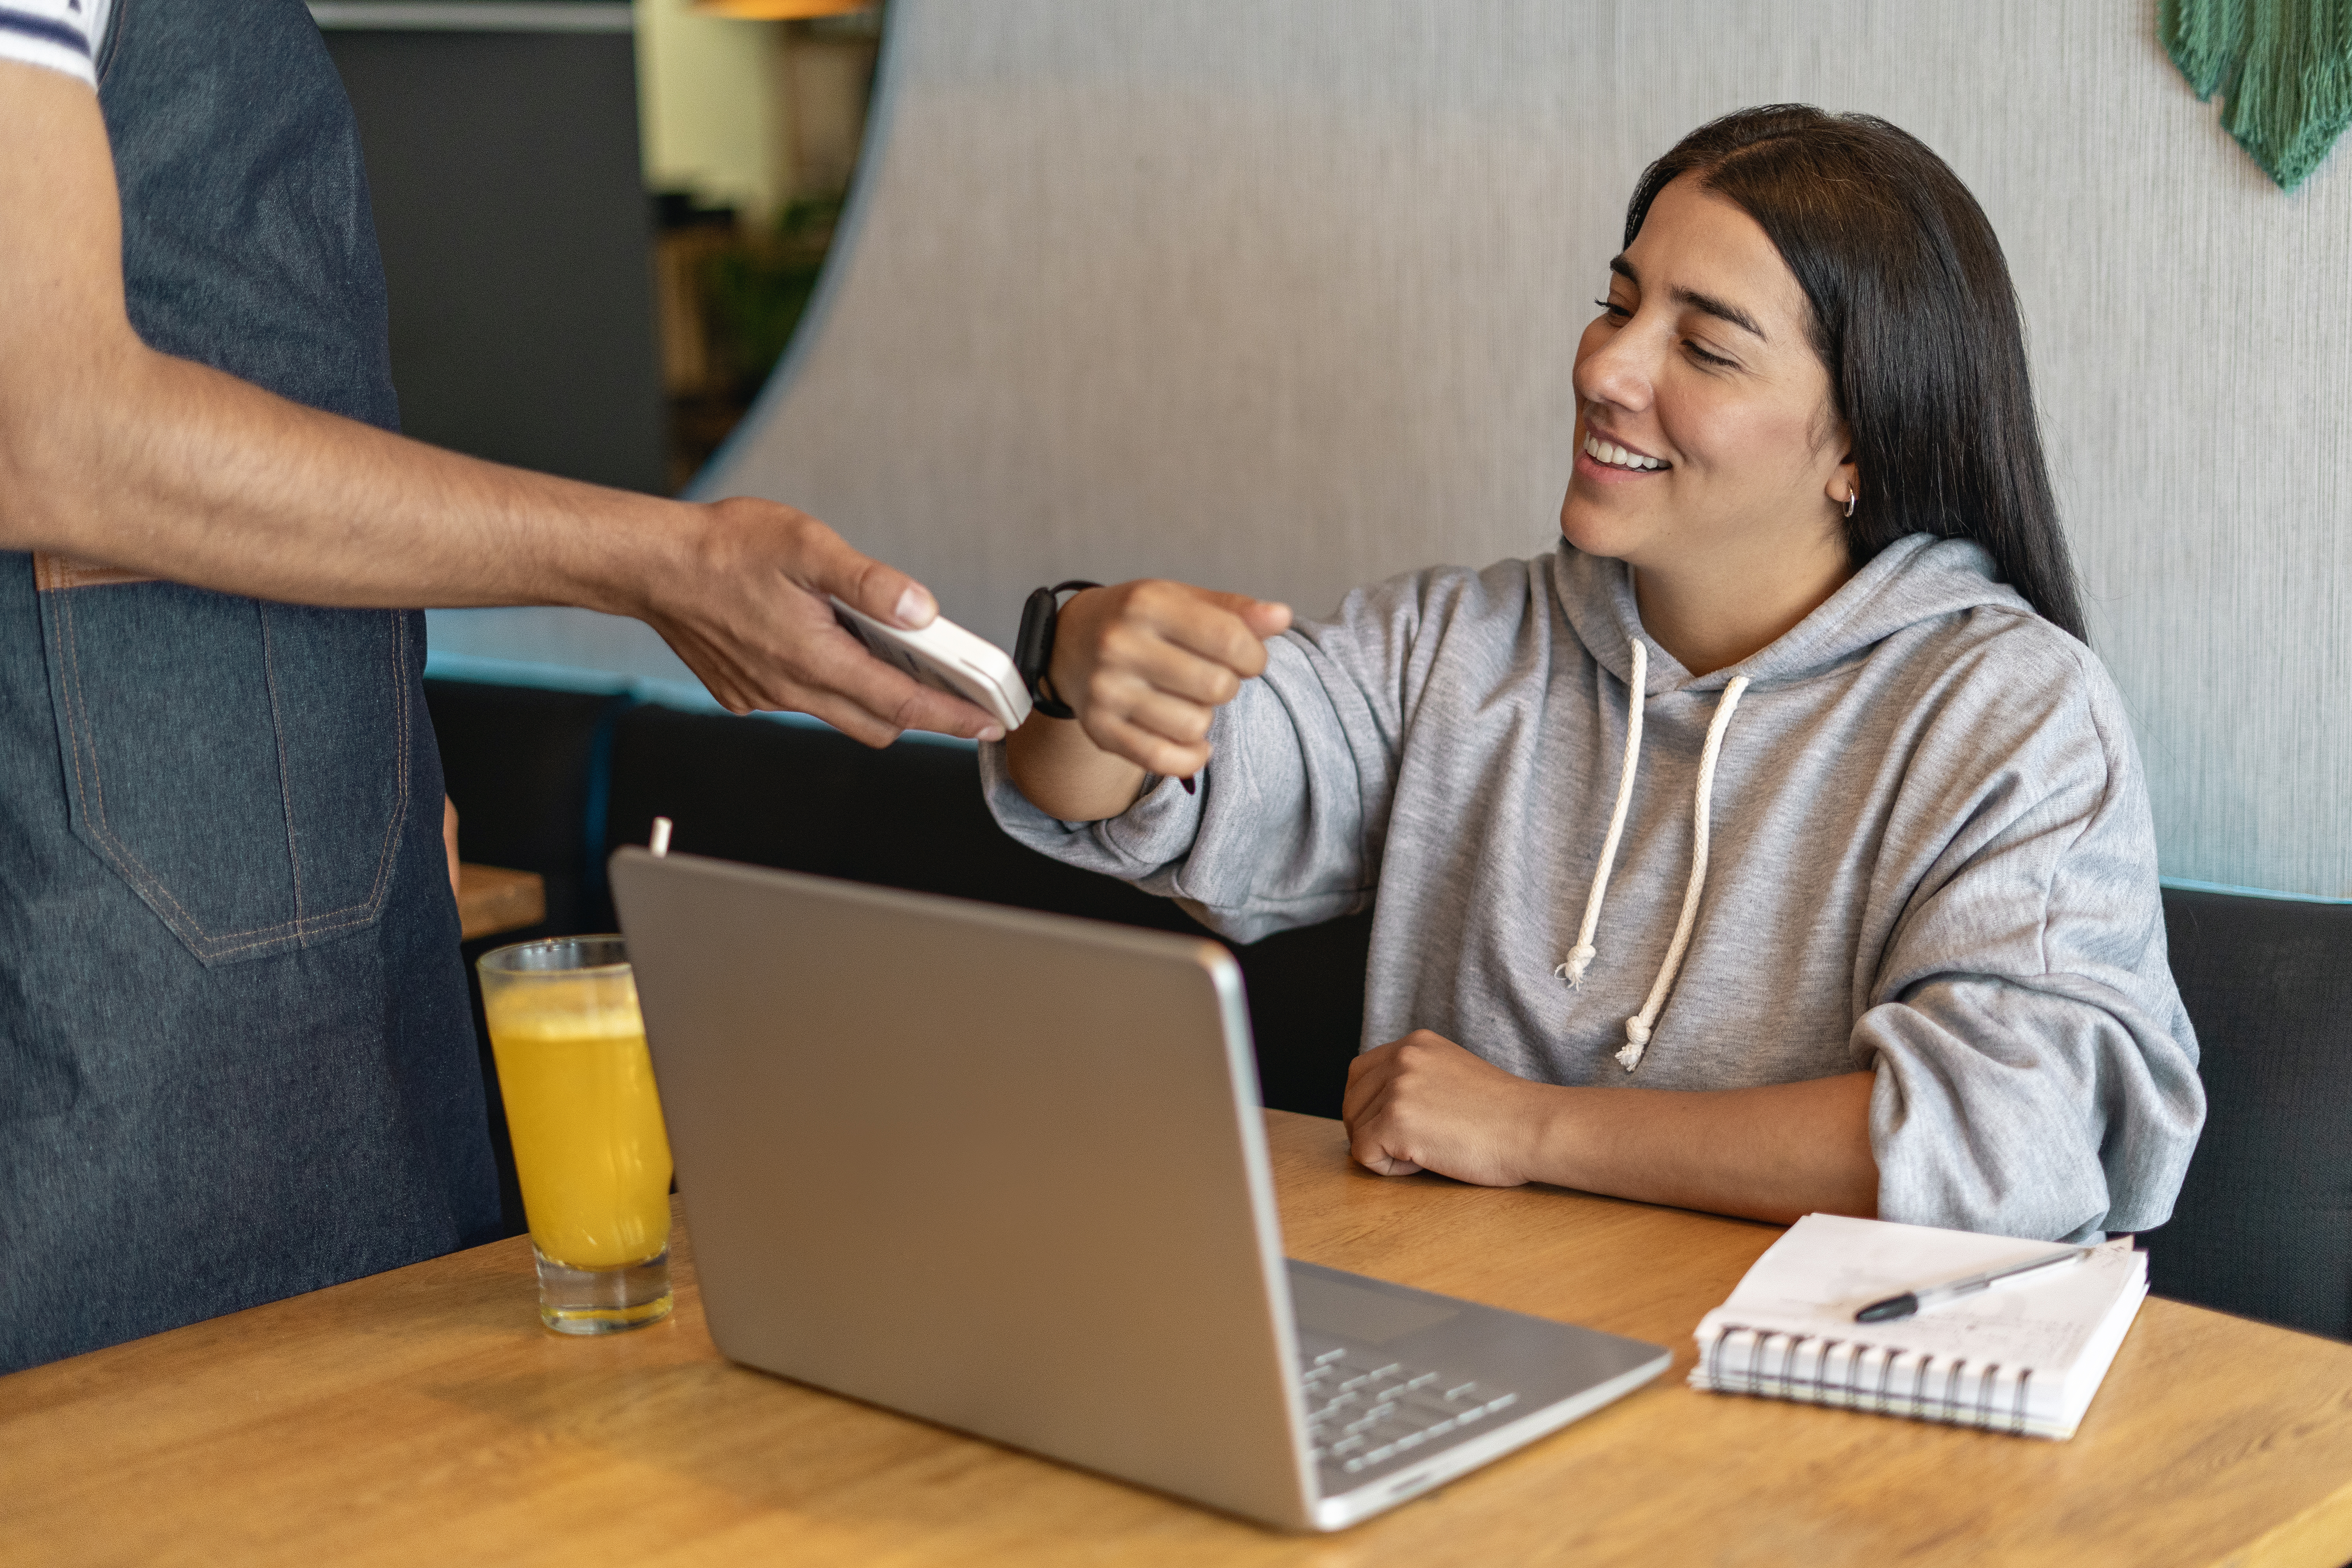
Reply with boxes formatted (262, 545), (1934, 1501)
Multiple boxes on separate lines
(1853, 1245), (2091, 1323)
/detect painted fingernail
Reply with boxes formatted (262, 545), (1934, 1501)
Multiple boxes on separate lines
(1181, 775), (1196, 795)
(894, 585), (936, 626)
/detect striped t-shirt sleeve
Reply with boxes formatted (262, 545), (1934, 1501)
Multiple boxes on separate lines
(0, 0), (103, 86)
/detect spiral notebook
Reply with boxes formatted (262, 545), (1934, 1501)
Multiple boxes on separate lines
(1691, 1214), (2147, 1440)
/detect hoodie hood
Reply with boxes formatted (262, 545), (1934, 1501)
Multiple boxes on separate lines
(1557, 533), (2038, 696)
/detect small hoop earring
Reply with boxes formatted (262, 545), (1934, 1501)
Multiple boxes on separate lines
(1844, 488), (1858, 520)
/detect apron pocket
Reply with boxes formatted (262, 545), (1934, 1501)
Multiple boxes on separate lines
(38, 577), (411, 967)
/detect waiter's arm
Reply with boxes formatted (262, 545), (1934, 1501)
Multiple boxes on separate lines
(0, 63), (996, 746)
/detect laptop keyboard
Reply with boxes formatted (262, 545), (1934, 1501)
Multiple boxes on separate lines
(1299, 1342), (1522, 1476)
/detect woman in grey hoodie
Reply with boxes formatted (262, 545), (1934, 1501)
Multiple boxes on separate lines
(984, 107), (2204, 1244)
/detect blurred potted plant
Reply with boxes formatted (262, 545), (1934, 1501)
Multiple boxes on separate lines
(701, 195), (844, 399)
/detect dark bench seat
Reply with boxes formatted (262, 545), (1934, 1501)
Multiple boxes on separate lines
(2149, 889), (2352, 1343)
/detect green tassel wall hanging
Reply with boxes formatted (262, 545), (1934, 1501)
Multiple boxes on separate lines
(2161, 0), (2352, 189)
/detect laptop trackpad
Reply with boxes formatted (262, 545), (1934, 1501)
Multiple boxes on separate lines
(1288, 1265), (1458, 1345)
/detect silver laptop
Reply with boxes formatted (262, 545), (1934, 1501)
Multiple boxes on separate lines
(610, 849), (1668, 1531)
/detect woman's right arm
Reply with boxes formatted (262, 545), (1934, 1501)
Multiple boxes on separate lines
(1003, 581), (1292, 820)
(985, 563), (1462, 945)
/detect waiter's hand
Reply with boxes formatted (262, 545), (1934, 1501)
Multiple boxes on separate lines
(634, 501), (1000, 747)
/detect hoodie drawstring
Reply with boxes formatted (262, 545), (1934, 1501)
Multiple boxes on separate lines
(1555, 640), (1647, 989)
(1613, 675), (1749, 1071)
(1553, 648), (1751, 1073)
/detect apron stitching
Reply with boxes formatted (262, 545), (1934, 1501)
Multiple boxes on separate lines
(256, 604), (307, 923)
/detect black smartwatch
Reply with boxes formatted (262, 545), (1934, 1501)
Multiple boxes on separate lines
(1014, 580), (1100, 719)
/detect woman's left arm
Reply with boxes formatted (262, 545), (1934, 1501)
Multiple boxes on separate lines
(1344, 635), (2206, 1240)
(1342, 1033), (1877, 1224)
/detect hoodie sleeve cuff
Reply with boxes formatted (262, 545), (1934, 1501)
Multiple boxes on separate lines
(976, 740), (1205, 877)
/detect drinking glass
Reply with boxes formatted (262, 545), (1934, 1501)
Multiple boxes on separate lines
(477, 936), (675, 1334)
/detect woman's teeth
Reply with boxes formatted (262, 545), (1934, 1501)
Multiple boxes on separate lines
(1584, 434), (1665, 471)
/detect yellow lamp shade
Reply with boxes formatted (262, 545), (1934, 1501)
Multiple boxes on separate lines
(690, 0), (872, 17)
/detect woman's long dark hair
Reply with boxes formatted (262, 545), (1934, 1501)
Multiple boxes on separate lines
(1625, 106), (2086, 641)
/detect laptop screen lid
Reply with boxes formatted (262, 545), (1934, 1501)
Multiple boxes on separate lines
(610, 849), (1318, 1529)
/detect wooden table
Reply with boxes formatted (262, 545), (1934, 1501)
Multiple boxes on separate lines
(8, 1112), (2352, 1567)
(456, 861), (546, 941)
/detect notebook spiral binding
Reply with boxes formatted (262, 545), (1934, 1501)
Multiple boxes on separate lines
(1698, 1325), (2037, 1436)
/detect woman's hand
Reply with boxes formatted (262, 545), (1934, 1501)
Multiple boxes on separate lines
(1051, 580), (1291, 778)
(1004, 579), (1290, 820)
(1344, 1034), (1880, 1222)
(1342, 1031), (1558, 1186)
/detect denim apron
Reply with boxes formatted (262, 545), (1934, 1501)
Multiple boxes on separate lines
(0, 0), (499, 1372)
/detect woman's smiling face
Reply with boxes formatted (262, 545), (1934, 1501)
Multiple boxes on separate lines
(1560, 174), (1855, 580)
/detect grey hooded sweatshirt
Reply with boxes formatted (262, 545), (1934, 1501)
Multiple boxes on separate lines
(979, 534), (2205, 1242)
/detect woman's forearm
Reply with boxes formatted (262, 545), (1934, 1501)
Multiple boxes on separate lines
(1003, 713), (1152, 820)
(1344, 1033), (1879, 1224)
(1531, 1071), (1878, 1223)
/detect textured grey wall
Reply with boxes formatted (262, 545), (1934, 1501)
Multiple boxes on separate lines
(431, 0), (2352, 896)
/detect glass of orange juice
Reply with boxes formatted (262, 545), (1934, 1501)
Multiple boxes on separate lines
(477, 936), (675, 1334)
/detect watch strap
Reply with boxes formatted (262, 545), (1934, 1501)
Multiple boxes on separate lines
(1014, 580), (1100, 719)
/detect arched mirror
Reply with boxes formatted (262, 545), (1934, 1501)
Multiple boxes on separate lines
(319, 0), (882, 496)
